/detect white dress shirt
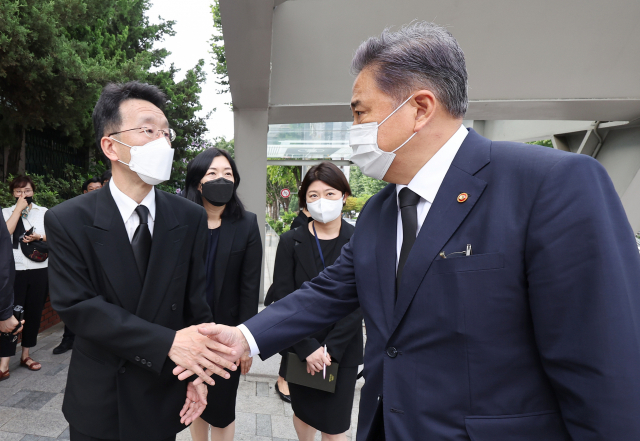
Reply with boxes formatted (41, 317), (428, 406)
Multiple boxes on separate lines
(395, 124), (468, 269)
(239, 125), (469, 356)
(2, 203), (48, 271)
(109, 179), (156, 242)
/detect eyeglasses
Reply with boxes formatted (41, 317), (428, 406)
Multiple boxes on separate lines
(109, 124), (176, 142)
(13, 189), (34, 196)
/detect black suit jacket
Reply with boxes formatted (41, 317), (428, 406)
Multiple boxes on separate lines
(0, 215), (15, 321)
(209, 211), (262, 326)
(45, 185), (213, 441)
(266, 220), (363, 367)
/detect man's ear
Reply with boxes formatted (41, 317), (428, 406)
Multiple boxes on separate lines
(101, 136), (120, 161)
(412, 90), (437, 132)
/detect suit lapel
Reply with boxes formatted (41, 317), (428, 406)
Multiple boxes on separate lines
(375, 191), (398, 333)
(85, 185), (142, 313)
(135, 190), (188, 322)
(293, 225), (319, 280)
(214, 217), (238, 306)
(391, 129), (491, 333)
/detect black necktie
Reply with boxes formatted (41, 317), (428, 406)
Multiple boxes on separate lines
(131, 205), (152, 280)
(396, 187), (421, 296)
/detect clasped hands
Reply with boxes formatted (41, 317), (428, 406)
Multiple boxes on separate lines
(167, 323), (250, 424)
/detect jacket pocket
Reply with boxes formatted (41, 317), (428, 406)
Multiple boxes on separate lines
(465, 411), (569, 441)
(432, 252), (504, 274)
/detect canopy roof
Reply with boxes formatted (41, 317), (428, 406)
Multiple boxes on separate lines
(220, 0), (640, 124)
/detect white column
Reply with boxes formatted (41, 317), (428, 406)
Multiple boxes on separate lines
(234, 109), (269, 301)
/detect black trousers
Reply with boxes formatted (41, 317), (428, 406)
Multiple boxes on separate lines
(0, 268), (48, 357)
(70, 426), (176, 441)
(63, 325), (75, 340)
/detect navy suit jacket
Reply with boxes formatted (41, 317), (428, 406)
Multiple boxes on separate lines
(244, 129), (640, 441)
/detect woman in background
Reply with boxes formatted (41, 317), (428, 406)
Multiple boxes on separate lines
(0, 175), (49, 378)
(267, 162), (363, 441)
(182, 148), (262, 441)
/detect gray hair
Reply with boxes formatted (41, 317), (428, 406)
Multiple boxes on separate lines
(351, 21), (468, 119)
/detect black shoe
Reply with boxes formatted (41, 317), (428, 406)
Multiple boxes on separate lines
(275, 381), (291, 403)
(52, 337), (74, 355)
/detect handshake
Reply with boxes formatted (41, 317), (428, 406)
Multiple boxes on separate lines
(167, 323), (249, 425)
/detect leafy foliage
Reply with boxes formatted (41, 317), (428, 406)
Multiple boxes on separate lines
(209, 0), (228, 95)
(266, 166), (302, 219)
(0, 163), (106, 208)
(0, 0), (211, 178)
(527, 139), (553, 148)
(349, 166), (387, 198)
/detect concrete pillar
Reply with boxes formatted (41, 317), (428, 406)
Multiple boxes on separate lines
(234, 109), (269, 301)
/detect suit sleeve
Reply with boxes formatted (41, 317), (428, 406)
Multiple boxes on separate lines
(183, 209), (214, 326)
(0, 215), (14, 321)
(245, 231), (360, 360)
(237, 214), (262, 324)
(265, 234), (297, 305)
(323, 307), (363, 364)
(526, 154), (640, 439)
(46, 209), (176, 375)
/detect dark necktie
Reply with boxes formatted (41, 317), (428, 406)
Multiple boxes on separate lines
(396, 187), (421, 296)
(131, 205), (152, 280)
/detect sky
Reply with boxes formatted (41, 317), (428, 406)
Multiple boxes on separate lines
(147, 0), (234, 140)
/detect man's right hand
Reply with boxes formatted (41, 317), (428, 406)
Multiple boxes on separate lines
(172, 324), (250, 384)
(0, 317), (23, 334)
(168, 325), (239, 386)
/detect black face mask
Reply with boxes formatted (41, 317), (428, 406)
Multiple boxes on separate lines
(16, 196), (33, 205)
(201, 178), (234, 206)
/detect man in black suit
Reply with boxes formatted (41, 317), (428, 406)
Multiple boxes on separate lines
(46, 82), (237, 441)
(180, 22), (640, 441)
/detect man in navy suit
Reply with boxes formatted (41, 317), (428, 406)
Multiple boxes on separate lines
(179, 22), (640, 441)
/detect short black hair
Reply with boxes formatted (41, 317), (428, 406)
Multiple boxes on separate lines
(101, 169), (112, 183)
(182, 148), (245, 221)
(92, 81), (168, 149)
(82, 177), (102, 193)
(298, 162), (351, 209)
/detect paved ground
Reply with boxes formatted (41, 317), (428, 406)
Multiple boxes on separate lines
(0, 322), (363, 441)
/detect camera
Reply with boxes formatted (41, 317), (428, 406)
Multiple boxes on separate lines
(1, 306), (24, 343)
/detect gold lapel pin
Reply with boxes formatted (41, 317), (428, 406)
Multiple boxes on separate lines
(457, 193), (469, 203)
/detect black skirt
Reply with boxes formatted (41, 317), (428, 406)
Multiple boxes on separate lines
(289, 366), (358, 435)
(199, 368), (241, 428)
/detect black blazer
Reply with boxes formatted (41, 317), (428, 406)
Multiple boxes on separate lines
(45, 185), (213, 441)
(266, 219), (363, 367)
(0, 215), (15, 321)
(208, 211), (262, 326)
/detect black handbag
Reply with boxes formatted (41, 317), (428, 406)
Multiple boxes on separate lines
(16, 218), (48, 262)
(20, 239), (48, 262)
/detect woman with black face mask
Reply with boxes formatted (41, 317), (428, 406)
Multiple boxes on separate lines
(1, 175), (49, 379)
(182, 148), (262, 441)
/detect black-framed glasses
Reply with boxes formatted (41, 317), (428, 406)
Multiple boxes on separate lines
(109, 124), (176, 142)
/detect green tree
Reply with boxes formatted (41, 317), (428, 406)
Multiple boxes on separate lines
(266, 165), (301, 218)
(210, 0), (228, 95)
(0, 0), (176, 175)
(527, 139), (553, 148)
(349, 166), (387, 197)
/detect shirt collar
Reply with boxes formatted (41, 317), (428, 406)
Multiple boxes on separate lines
(396, 124), (468, 208)
(109, 179), (156, 223)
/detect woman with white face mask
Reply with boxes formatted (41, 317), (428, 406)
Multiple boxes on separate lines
(266, 162), (364, 441)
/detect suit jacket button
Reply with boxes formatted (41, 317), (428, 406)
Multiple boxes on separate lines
(135, 356), (140, 362)
(386, 347), (398, 358)
(171, 304), (177, 311)
(119, 367), (126, 374)
(141, 359), (146, 364)
(147, 362), (152, 368)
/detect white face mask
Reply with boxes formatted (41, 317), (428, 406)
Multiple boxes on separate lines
(348, 95), (417, 180)
(110, 136), (175, 185)
(306, 197), (344, 224)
